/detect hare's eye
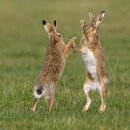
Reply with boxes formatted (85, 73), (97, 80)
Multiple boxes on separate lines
(92, 26), (96, 29)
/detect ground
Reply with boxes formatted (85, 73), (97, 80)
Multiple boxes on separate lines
(0, 0), (130, 130)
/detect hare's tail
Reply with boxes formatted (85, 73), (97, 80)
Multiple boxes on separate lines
(33, 84), (44, 99)
(32, 84), (44, 112)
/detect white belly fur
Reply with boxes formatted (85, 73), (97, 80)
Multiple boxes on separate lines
(81, 46), (98, 80)
(81, 46), (100, 92)
(83, 81), (100, 94)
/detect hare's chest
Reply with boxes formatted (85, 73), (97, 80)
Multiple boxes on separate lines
(81, 47), (98, 80)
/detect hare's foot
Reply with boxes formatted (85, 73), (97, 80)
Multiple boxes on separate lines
(31, 98), (38, 112)
(31, 107), (36, 112)
(82, 105), (89, 112)
(99, 103), (106, 112)
(82, 98), (91, 112)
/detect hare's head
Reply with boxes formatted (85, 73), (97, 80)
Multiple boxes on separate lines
(42, 20), (63, 44)
(80, 11), (105, 36)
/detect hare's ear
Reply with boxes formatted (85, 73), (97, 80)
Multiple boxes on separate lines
(42, 20), (53, 34)
(80, 19), (85, 28)
(89, 11), (94, 23)
(53, 20), (57, 32)
(96, 11), (105, 27)
(54, 20), (56, 27)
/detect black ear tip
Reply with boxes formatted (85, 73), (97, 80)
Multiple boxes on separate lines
(101, 11), (105, 14)
(54, 20), (56, 26)
(42, 20), (46, 25)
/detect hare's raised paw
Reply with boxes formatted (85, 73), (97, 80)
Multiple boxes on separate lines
(73, 48), (80, 53)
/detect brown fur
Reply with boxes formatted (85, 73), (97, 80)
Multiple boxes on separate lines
(32, 20), (76, 112)
(79, 11), (109, 112)
(81, 34), (108, 79)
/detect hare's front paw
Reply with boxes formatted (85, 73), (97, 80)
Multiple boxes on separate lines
(71, 37), (77, 48)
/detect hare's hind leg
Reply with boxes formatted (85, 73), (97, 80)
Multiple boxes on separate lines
(44, 95), (55, 112)
(32, 85), (44, 112)
(44, 86), (55, 112)
(48, 96), (54, 112)
(99, 78), (106, 112)
(47, 95), (55, 112)
(82, 79), (92, 112)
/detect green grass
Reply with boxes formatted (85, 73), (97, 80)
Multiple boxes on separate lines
(0, 0), (130, 130)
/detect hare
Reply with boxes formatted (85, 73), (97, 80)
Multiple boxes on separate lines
(32, 20), (76, 112)
(78, 11), (109, 112)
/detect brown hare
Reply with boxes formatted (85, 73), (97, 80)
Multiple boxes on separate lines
(77, 11), (109, 112)
(32, 20), (76, 112)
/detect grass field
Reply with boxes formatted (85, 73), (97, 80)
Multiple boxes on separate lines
(0, 0), (130, 130)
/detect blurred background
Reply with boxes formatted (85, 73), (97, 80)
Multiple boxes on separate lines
(0, 0), (130, 129)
